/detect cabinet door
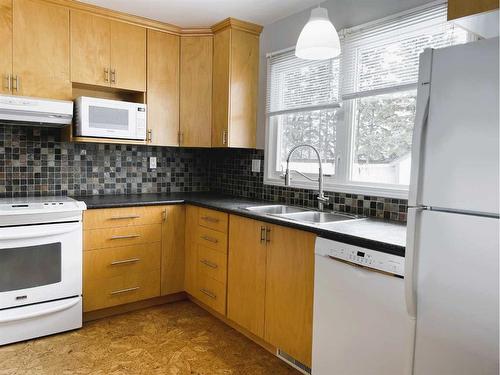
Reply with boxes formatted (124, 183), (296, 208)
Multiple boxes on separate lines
(0, 0), (12, 95)
(147, 30), (180, 146)
(212, 28), (230, 147)
(265, 224), (315, 367)
(184, 205), (198, 295)
(448, 0), (498, 20)
(12, 0), (70, 99)
(179, 36), (212, 147)
(70, 10), (110, 87)
(227, 215), (267, 337)
(110, 20), (146, 92)
(229, 29), (259, 148)
(161, 205), (185, 295)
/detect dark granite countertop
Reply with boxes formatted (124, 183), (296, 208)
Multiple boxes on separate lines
(73, 192), (406, 257)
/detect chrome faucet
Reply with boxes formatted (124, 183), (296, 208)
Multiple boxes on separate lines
(282, 144), (330, 211)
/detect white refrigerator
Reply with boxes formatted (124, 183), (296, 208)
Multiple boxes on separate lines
(406, 37), (499, 375)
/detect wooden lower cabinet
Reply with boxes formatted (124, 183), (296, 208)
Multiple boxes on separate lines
(227, 215), (267, 337)
(227, 214), (315, 367)
(264, 224), (315, 367)
(83, 204), (185, 313)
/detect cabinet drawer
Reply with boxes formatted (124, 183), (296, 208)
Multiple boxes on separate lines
(198, 208), (228, 233)
(197, 244), (227, 284)
(196, 273), (226, 315)
(84, 243), (161, 280)
(196, 226), (227, 253)
(84, 224), (161, 250)
(84, 206), (164, 230)
(83, 270), (160, 312)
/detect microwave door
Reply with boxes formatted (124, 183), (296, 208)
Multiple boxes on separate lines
(86, 104), (132, 139)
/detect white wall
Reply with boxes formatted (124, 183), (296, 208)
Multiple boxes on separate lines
(256, 0), (436, 149)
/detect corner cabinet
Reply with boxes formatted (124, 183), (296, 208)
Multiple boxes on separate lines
(212, 19), (262, 148)
(147, 30), (180, 146)
(227, 214), (316, 367)
(0, 0), (71, 99)
(447, 0), (498, 20)
(71, 10), (146, 92)
(179, 35), (213, 147)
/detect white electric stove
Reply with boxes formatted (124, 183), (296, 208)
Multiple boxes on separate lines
(0, 196), (86, 345)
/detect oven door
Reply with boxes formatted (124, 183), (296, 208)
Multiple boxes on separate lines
(0, 221), (82, 309)
(80, 100), (139, 140)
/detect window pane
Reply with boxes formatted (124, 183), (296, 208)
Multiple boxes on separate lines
(350, 90), (416, 185)
(273, 108), (341, 176)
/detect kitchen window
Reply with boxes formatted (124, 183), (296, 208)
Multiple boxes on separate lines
(265, 2), (474, 198)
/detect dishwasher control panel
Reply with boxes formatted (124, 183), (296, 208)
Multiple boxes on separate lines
(315, 237), (405, 276)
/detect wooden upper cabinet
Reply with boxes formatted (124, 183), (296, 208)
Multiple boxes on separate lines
(71, 11), (146, 91)
(264, 224), (315, 367)
(0, 0), (12, 95)
(448, 0), (499, 20)
(1, 0), (71, 100)
(110, 20), (146, 91)
(71, 11), (110, 87)
(179, 35), (213, 147)
(147, 30), (180, 146)
(227, 215), (267, 337)
(212, 19), (262, 148)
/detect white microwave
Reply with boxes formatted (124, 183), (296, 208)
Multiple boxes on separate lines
(74, 96), (147, 140)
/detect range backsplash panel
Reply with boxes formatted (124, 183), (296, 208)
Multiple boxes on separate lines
(0, 124), (407, 221)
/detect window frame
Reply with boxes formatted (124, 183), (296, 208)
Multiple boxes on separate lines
(264, 2), (473, 199)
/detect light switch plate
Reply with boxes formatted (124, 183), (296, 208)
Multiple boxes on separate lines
(251, 159), (261, 173)
(149, 156), (157, 169)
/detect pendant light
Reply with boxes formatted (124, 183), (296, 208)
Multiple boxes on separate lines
(295, 5), (341, 60)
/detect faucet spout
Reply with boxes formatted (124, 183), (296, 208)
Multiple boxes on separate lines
(284, 144), (329, 211)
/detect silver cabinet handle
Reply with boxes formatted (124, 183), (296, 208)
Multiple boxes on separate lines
(200, 259), (218, 269)
(260, 226), (266, 243)
(104, 68), (109, 83)
(162, 209), (167, 222)
(201, 235), (218, 243)
(222, 130), (227, 145)
(109, 215), (140, 220)
(110, 69), (116, 84)
(147, 129), (152, 143)
(110, 286), (140, 295)
(12, 75), (19, 92)
(3, 74), (11, 92)
(110, 234), (140, 240)
(265, 227), (271, 243)
(201, 216), (219, 223)
(179, 132), (184, 145)
(200, 289), (216, 299)
(110, 258), (140, 265)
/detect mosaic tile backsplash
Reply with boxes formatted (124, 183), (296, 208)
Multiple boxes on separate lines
(209, 148), (408, 222)
(0, 124), (407, 222)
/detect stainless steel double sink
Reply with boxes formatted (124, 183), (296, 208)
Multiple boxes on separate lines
(241, 204), (362, 225)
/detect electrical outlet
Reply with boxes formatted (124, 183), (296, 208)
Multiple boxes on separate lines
(149, 156), (157, 169)
(251, 159), (261, 173)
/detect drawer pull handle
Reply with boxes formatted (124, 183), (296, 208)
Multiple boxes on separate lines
(201, 235), (218, 244)
(109, 215), (140, 220)
(110, 286), (140, 295)
(201, 216), (219, 223)
(200, 259), (218, 269)
(110, 235), (140, 240)
(200, 288), (216, 299)
(110, 258), (140, 266)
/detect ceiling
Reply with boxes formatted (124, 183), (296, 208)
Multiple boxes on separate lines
(77, 0), (321, 27)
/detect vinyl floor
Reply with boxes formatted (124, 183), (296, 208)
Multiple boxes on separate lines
(0, 300), (299, 375)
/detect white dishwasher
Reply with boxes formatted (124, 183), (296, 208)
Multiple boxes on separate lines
(312, 237), (414, 375)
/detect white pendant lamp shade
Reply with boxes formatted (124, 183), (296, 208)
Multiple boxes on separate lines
(295, 7), (341, 60)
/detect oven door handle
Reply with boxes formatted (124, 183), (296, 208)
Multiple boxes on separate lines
(0, 297), (81, 324)
(0, 223), (80, 241)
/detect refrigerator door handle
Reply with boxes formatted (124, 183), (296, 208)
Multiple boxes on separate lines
(405, 206), (424, 318)
(408, 48), (433, 207)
